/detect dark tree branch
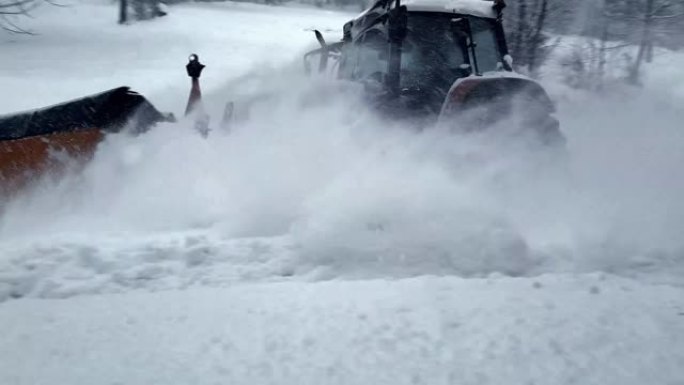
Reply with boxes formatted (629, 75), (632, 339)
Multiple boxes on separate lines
(0, 0), (34, 10)
(0, 0), (43, 34)
(0, 13), (34, 33)
(41, 0), (68, 7)
(651, 1), (674, 15)
(652, 13), (684, 20)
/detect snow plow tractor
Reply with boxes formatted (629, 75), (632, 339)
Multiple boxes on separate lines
(0, 0), (562, 194)
(304, 0), (562, 142)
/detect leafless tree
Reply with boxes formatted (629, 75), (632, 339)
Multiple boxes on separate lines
(0, 0), (41, 34)
(604, 0), (684, 84)
(120, 0), (166, 24)
(506, 0), (554, 77)
(527, 0), (549, 75)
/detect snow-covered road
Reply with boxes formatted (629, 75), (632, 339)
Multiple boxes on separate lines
(1, 1), (684, 384)
(2, 275), (684, 385)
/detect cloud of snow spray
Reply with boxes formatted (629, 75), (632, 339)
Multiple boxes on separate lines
(1, 65), (683, 287)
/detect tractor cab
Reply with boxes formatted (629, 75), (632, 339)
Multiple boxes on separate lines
(305, 0), (511, 115)
(304, 0), (561, 144)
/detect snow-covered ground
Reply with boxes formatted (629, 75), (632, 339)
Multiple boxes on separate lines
(1, 1), (684, 384)
(3, 275), (684, 385)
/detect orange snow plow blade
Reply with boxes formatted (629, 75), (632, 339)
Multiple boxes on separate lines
(0, 87), (170, 193)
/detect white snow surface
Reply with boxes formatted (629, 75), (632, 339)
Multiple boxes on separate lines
(1, 1), (684, 384)
(0, 0), (350, 115)
(2, 275), (684, 385)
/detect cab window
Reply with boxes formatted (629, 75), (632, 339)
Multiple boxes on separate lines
(351, 30), (388, 83)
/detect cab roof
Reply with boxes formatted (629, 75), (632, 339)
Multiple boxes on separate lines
(346, 0), (498, 39)
(352, 0), (497, 23)
(402, 0), (497, 18)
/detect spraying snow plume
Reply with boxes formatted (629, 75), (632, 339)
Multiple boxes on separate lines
(1, 64), (683, 300)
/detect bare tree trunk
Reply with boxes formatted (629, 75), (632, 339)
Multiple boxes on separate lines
(514, 0), (528, 67)
(629, 0), (654, 84)
(645, 41), (654, 63)
(528, 0), (548, 76)
(119, 0), (128, 24)
(598, 24), (609, 90)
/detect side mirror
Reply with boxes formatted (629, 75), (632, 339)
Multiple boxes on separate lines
(314, 30), (328, 73)
(315, 30), (327, 48)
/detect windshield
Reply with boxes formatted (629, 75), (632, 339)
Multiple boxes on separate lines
(401, 13), (504, 92)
